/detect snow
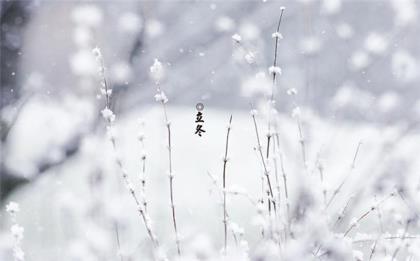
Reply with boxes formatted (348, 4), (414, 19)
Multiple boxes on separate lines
(3, 1), (420, 260)
(3, 105), (419, 259)
(364, 33), (388, 55)
(150, 59), (165, 83)
(231, 33), (242, 43)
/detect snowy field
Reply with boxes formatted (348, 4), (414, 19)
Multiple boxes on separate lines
(1, 1), (420, 261)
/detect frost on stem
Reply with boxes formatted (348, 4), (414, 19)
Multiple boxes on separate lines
(150, 58), (181, 255)
(154, 91), (168, 104)
(6, 202), (25, 261)
(93, 47), (161, 252)
(222, 115), (233, 254)
(150, 58), (164, 83)
(268, 66), (282, 75)
(231, 33), (242, 43)
(101, 108), (115, 123)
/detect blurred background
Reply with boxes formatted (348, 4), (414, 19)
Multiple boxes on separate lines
(1, 0), (420, 260)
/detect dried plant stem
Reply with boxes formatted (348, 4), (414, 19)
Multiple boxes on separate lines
(332, 195), (354, 229)
(114, 222), (124, 261)
(272, 133), (282, 213)
(368, 235), (380, 261)
(222, 115), (233, 253)
(94, 49), (160, 251)
(251, 107), (276, 216)
(110, 135), (160, 249)
(343, 194), (393, 237)
(391, 219), (411, 261)
(139, 133), (147, 212)
(279, 152), (290, 234)
(266, 8), (285, 176)
(157, 86), (181, 255)
(207, 171), (247, 246)
(296, 117), (307, 168)
(326, 141), (362, 208)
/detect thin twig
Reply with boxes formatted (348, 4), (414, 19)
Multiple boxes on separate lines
(160, 94), (181, 255)
(222, 115), (233, 254)
(266, 7), (285, 176)
(343, 193), (394, 237)
(326, 141), (362, 208)
(93, 48), (160, 250)
(115, 222), (124, 261)
(251, 105), (276, 216)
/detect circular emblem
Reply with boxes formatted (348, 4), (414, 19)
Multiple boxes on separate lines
(196, 102), (204, 111)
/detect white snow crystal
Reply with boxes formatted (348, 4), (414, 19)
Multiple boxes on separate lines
(150, 59), (164, 82)
(119, 12), (142, 34)
(292, 107), (301, 118)
(271, 32), (283, 39)
(364, 33), (388, 55)
(71, 50), (97, 76)
(336, 23), (354, 39)
(92, 47), (102, 58)
(240, 23), (260, 40)
(71, 5), (103, 27)
(231, 33), (242, 42)
(377, 92), (400, 113)
(392, 50), (419, 83)
(250, 109), (258, 116)
(6, 201), (20, 214)
(268, 66), (282, 75)
(11, 224), (24, 241)
(390, 0), (417, 26)
(111, 62), (132, 84)
(241, 72), (270, 97)
(146, 19), (164, 38)
(154, 91), (168, 104)
(101, 108), (115, 122)
(100, 88), (112, 96)
(349, 51), (370, 71)
(321, 0), (342, 15)
(73, 27), (92, 47)
(13, 248), (25, 261)
(215, 16), (235, 32)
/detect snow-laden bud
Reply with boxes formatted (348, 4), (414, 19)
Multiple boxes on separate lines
(232, 33), (242, 43)
(101, 108), (115, 122)
(150, 58), (164, 82)
(154, 91), (168, 104)
(292, 106), (301, 118)
(140, 150), (147, 160)
(92, 47), (101, 57)
(168, 171), (175, 179)
(250, 109), (258, 116)
(100, 88), (112, 96)
(11, 224), (24, 241)
(271, 32), (283, 39)
(6, 202), (20, 215)
(268, 66), (282, 75)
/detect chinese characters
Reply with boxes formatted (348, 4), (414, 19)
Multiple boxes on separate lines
(195, 103), (206, 137)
